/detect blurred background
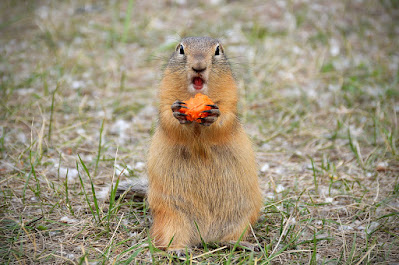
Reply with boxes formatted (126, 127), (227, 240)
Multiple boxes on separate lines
(1, 0), (398, 263)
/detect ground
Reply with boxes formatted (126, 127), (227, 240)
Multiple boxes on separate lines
(0, 0), (398, 264)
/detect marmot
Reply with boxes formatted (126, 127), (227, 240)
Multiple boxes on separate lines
(146, 36), (262, 251)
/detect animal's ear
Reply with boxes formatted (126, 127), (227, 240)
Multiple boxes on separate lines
(176, 43), (184, 55)
(215, 43), (224, 56)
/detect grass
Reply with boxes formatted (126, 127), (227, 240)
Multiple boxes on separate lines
(0, 0), (398, 264)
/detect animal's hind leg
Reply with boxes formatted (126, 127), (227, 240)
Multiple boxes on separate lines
(150, 205), (193, 251)
(220, 221), (250, 242)
(219, 221), (261, 251)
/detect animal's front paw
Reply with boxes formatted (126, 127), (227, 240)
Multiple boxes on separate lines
(198, 104), (220, 126)
(171, 101), (192, 124)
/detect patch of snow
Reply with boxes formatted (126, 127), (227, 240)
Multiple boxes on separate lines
(376, 161), (389, 171)
(328, 84), (340, 92)
(293, 150), (303, 156)
(325, 197), (333, 203)
(278, 70), (295, 81)
(329, 38), (340, 56)
(60, 216), (78, 224)
(129, 232), (138, 238)
(71, 80), (85, 90)
(17, 132), (27, 143)
(79, 155), (93, 162)
(36, 6), (50, 19)
(59, 167), (79, 182)
(366, 222), (379, 234)
(276, 184), (285, 193)
(110, 119), (130, 134)
(260, 163), (270, 173)
(16, 88), (35, 95)
(261, 143), (271, 150)
(292, 45), (302, 55)
(339, 225), (354, 231)
(265, 192), (275, 200)
(174, 0), (186, 5)
(348, 125), (363, 137)
(376, 161), (388, 168)
(357, 225), (366, 230)
(96, 186), (110, 200)
(316, 233), (329, 239)
(209, 0), (223, 4)
(49, 231), (61, 236)
(134, 162), (145, 171)
(114, 164), (132, 176)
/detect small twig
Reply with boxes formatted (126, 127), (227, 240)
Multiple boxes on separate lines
(269, 174), (276, 192)
(25, 216), (43, 227)
(191, 246), (227, 260)
(37, 253), (77, 265)
(111, 146), (119, 192)
(250, 223), (266, 257)
(81, 244), (89, 265)
(270, 215), (291, 256)
(105, 212), (124, 259)
(373, 175), (379, 204)
(355, 244), (376, 265)
(94, 118), (105, 177)
(0, 161), (25, 174)
(354, 141), (364, 168)
(336, 213), (347, 263)
(263, 196), (298, 209)
(271, 249), (311, 261)
(21, 223), (37, 259)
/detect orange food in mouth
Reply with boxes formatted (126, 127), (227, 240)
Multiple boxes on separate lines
(179, 93), (214, 122)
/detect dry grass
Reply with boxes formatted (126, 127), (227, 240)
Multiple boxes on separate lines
(1, 0), (398, 264)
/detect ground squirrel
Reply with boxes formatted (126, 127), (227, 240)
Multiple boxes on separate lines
(147, 36), (263, 251)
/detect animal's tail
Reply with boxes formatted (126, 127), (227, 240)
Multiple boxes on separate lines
(116, 177), (148, 201)
(97, 177), (148, 202)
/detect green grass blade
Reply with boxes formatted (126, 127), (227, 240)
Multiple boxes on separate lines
(226, 226), (248, 265)
(310, 158), (318, 194)
(78, 154), (101, 223)
(94, 119), (105, 177)
(64, 169), (74, 216)
(47, 83), (59, 144)
(346, 233), (357, 265)
(121, 0), (134, 43)
(76, 161), (96, 222)
(310, 231), (317, 265)
(194, 220), (208, 252)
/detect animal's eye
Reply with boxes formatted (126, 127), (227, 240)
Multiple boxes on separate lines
(179, 44), (184, 55)
(215, 45), (220, 56)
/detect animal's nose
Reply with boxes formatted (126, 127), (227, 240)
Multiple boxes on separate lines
(192, 66), (207, 73)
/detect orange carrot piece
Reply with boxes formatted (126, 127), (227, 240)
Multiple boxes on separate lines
(179, 94), (214, 122)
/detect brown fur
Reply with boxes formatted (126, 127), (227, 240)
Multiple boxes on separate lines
(147, 37), (262, 250)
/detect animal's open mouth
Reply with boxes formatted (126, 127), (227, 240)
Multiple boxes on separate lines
(192, 77), (204, 90)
